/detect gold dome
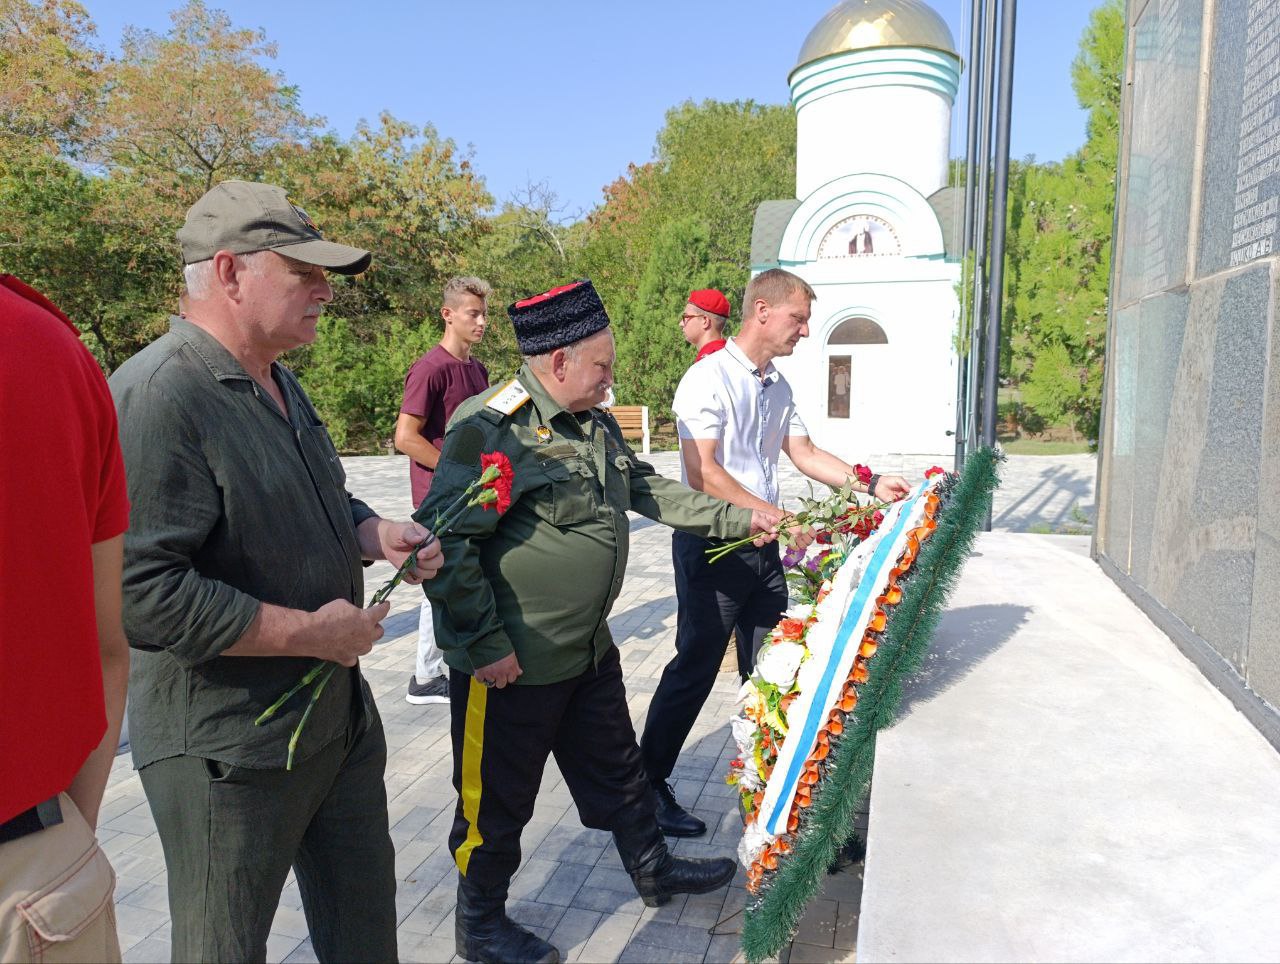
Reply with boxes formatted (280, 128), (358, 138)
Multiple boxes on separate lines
(793, 0), (958, 74)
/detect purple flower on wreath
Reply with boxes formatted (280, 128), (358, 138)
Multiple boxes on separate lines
(781, 545), (806, 568)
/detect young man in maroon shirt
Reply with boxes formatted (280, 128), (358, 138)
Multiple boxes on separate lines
(395, 277), (493, 704)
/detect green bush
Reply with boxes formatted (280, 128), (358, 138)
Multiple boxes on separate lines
(293, 313), (439, 452)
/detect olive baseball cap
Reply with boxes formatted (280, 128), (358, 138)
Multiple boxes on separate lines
(177, 180), (371, 274)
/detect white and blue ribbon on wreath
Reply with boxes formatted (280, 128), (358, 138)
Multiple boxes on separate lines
(761, 481), (929, 838)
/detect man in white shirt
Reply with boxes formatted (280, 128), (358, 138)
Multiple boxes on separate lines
(639, 268), (910, 837)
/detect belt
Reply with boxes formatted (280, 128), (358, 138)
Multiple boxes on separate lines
(0, 796), (63, 845)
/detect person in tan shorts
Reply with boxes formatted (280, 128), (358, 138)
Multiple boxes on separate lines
(0, 276), (130, 962)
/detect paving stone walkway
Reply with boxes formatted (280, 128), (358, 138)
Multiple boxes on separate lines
(102, 450), (1094, 963)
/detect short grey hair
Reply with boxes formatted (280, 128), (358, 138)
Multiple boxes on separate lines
(524, 340), (581, 371)
(183, 251), (272, 300)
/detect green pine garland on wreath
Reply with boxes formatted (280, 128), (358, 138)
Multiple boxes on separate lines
(741, 446), (1004, 962)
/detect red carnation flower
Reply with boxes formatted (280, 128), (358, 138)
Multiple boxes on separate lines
(925, 465), (946, 479)
(479, 451), (515, 513)
(853, 463), (873, 485)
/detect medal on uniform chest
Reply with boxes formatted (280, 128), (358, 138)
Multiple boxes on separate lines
(535, 425), (552, 443)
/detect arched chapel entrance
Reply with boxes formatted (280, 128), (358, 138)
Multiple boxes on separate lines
(824, 316), (887, 420)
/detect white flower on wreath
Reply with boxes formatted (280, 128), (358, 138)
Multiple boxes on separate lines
(757, 641), (806, 689)
(738, 820), (774, 868)
(784, 602), (814, 622)
(731, 715), (757, 757)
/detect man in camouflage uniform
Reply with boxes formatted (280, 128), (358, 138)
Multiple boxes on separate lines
(420, 281), (780, 964)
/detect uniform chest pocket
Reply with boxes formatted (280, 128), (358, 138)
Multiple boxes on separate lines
(535, 458), (598, 527)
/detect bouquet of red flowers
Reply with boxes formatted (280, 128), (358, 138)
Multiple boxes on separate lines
(257, 452), (515, 768)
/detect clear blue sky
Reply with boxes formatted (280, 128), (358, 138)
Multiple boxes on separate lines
(81, 0), (1102, 215)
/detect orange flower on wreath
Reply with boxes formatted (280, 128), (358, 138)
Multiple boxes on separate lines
(778, 618), (806, 641)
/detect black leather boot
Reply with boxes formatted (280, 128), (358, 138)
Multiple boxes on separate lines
(652, 780), (707, 837)
(614, 821), (736, 907)
(454, 875), (561, 963)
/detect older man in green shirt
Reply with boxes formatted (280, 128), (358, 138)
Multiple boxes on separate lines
(419, 281), (781, 964)
(111, 181), (443, 963)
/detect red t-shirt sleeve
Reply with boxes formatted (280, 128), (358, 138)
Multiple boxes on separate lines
(90, 358), (130, 543)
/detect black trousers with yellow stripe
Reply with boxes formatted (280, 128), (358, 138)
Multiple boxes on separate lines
(448, 645), (656, 888)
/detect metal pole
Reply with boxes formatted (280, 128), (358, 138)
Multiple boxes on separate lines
(966, 0), (999, 455)
(982, 0), (1017, 530)
(982, 0), (1017, 450)
(954, 0), (985, 472)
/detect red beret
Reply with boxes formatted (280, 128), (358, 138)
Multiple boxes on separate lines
(688, 289), (731, 318)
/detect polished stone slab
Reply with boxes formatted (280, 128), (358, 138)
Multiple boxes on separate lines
(1117, 0), (1204, 304)
(859, 533), (1280, 963)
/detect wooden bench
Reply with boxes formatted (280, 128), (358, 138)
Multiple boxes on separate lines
(607, 404), (650, 454)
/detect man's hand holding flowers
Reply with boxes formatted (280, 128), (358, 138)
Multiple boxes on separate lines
(259, 451), (516, 767)
(357, 518), (444, 585)
(748, 505), (787, 547)
(781, 520), (818, 551)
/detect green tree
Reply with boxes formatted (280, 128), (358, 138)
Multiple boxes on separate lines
(100, 0), (319, 201)
(300, 314), (437, 451)
(1006, 0), (1122, 440)
(0, 0), (103, 155)
(579, 99), (795, 313)
(613, 216), (738, 425)
(275, 113), (492, 327)
(458, 182), (583, 381)
(0, 151), (174, 368)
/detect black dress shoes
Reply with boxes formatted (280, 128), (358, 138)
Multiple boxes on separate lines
(652, 780), (707, 837)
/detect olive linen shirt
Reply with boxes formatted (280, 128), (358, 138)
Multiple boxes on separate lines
(109, 317), (378, 770)
(417, 363), (754, 685)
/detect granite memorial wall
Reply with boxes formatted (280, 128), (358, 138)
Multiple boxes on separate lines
(1098, 0), (1280, 745)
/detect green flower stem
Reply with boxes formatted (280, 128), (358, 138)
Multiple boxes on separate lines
(368, 479), (490, 605)
(254, 660), (329, 726)
(260, 462), (506, 766)
(286, 663), (337, 771)
(707, 501), (886, 565)
(707, 513), (800, 564)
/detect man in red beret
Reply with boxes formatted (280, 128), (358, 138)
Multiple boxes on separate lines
(680, 288), (731, 362)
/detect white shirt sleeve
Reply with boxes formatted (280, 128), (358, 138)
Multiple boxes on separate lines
(673, 365), (724, 440)
(787, 401), (808, 438)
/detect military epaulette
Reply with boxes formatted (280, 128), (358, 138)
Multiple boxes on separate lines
(481, 379), (531, 424)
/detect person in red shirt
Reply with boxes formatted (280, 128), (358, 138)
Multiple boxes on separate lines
(394, 277), (492, 705)
(0, 276), (130, 962)
(680, 288), (731, 362)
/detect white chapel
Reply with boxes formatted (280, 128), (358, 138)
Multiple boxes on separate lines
(754, 0), (963, 459)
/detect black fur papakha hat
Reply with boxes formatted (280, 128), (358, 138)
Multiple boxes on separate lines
(507, 280), (610, 355)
